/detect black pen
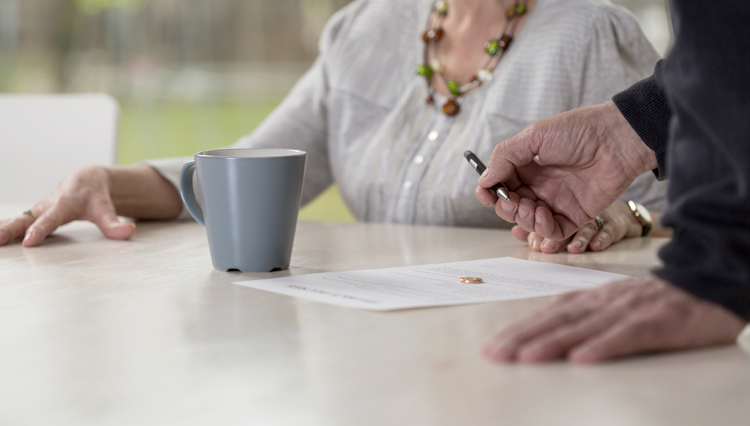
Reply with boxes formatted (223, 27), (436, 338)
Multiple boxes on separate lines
(463, 150), (510, 202)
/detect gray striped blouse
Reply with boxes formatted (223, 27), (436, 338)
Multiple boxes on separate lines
(147, 0), (667, 228)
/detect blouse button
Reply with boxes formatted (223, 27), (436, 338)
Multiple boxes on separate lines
(428, 131), (439, 141)
(403, 180), (412, 190)
(413, 155), (424, 165)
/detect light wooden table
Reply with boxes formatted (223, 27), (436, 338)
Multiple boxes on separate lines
(0, 204), (748, 426)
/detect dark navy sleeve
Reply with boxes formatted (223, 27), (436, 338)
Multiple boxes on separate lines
(612, 60), (672, 180)
(611, 0), (750, 320)
(654, 0), (750, 320)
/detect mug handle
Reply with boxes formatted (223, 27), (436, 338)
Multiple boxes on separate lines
(179, 161), (205, 226)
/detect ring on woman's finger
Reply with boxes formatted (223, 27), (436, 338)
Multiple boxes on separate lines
(23, 209), (38, 220)
(594, 216), (604, 231)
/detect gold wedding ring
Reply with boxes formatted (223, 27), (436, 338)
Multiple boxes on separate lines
(459, 277), (483, 284)
(23, 209), (37, 220)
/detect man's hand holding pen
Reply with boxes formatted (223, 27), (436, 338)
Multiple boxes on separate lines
(474, 101), (656, 241)
(472, 100), (746, 363)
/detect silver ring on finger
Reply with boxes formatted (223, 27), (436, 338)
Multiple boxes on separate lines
(594, 216), (604, 231)
(23, 209), (38, 221)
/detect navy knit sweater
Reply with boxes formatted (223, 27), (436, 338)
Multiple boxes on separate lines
(612, 0), (750, 320)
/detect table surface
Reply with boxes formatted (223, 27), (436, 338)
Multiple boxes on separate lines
(0, 204), (748, 426)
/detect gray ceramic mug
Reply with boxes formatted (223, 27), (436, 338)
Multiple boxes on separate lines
(179, 149), (307, 272)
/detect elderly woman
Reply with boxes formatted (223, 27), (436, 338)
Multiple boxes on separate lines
(0, 0), (669, 251)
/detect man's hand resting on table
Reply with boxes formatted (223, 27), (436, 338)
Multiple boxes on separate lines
(475, 101), (657, 241)
(483, 276), (747, 363)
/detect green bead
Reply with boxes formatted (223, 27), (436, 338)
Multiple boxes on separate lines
(485, 39), (500, 56)
(515, 3), (527, 15)
(416, 64), (433, 78)
(435, 0), (448, 14)
(447, 80), (461, 96)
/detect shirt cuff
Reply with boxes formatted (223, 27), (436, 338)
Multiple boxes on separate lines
(140, 157), (195, 221)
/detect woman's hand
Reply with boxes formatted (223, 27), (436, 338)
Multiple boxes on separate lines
(512, 200), (644, 254)
(0, 165), (183, 247)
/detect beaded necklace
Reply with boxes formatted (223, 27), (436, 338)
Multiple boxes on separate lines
(417, 0), (527, 116)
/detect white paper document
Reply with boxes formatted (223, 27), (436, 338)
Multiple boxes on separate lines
(233, 257), (628, 311)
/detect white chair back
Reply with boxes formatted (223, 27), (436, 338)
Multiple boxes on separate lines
(0, 93), (119, 204)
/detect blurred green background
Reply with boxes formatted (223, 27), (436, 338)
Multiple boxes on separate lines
(118, 99), (356, 222)
(0, 0), (669, 223)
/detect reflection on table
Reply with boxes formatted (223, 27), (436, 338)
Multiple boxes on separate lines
(0, 204), (747, 426)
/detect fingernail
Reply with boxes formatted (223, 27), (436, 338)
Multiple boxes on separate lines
(542, 240), (555, 250)
(535, 213), (543, 224)
(570, 240), (583, 248)
(531, 239), (540, 249)
(592, 240), (602, 248)
(569, 347), (594, 362)
(501, 200), (514, 212)
(479, 170), (489, 180)
(23, 230), (35, 244)
(517, 207), (529, 218)
(518, 345), (545, 362)
(486, 340), (514, 359)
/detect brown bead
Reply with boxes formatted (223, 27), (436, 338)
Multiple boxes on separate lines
(499, 34), (513, 49)
(443, 99), (460, 116)
(506, 5), (516, 19)
(425, 94), (434, 104)
(469, 74), (478, 82)
(422, 27), (444, 42)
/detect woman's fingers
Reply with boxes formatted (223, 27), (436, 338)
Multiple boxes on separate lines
(563, 201), (638, 253)
(23, 216), (58, 247)
(0, 166), (142, 247)
(0, 215), (36, 246)
(503, 200), (647, 255)
(527, 231), (543, 251)
(517, 228), (574, 254)
(588, 210), (627, 251)
(539, 236), (569, 253)
(88, 197), (136, 240)
(567, 222), (599, 254)
(22, 201), (76, 247)
(511, 225), (529, 242)
(520, 215), (625, 254)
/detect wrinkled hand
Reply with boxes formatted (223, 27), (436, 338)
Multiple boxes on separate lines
(514, 200), (643, 253)
(475, 101), (657, 241)
(0, 166), (135, 247)
(483, 275), (746, 363)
